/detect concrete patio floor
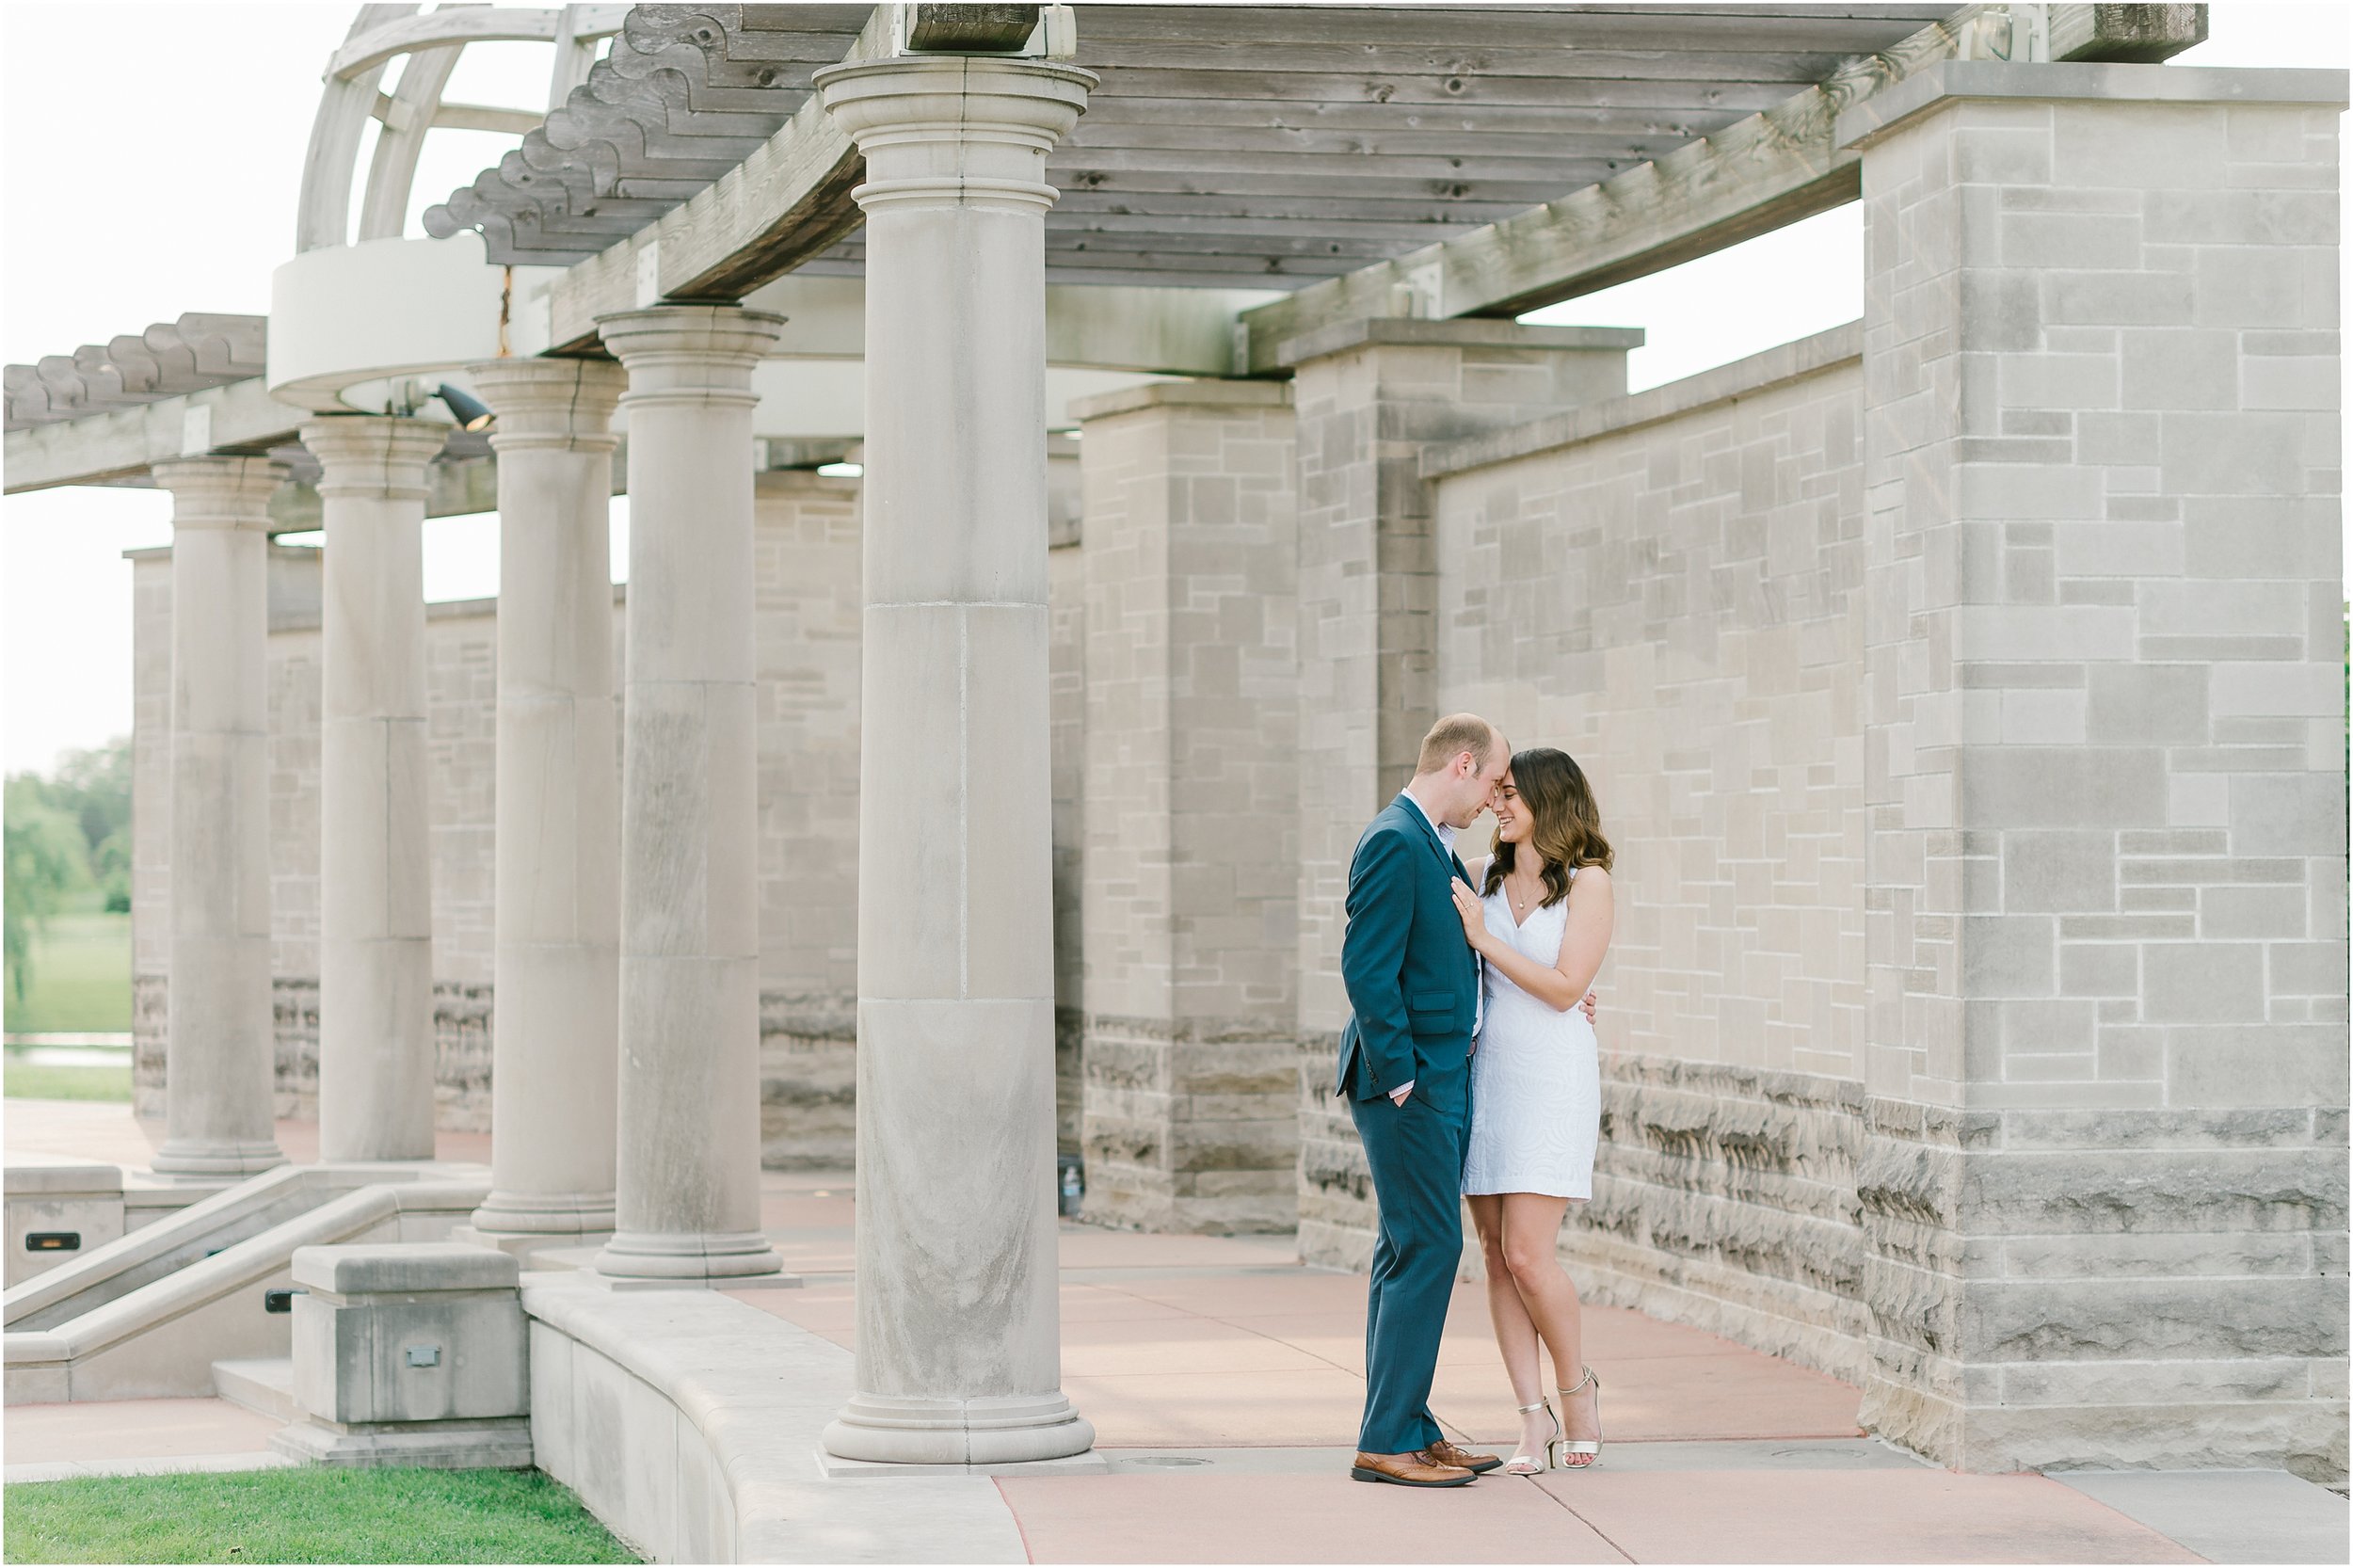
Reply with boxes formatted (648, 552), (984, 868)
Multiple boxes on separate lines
(6, 1102), (2346, 1564)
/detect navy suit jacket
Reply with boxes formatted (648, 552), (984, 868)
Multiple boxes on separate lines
(1334, 794), (1481, 1101)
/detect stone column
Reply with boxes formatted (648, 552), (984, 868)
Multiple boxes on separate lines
(300, 417), (447, 1164)
(148, 457), (289, 1177)
(1278, 319), (1641, 1269)
(815, 52), (1096, 1467)
(462, 358), (626, 1250)
(590, 306), (786, 1283)
(1846, 61), (2346, 1480)
(1067, 381), (1300, 1234)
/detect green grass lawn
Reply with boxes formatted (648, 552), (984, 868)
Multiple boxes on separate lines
(2, 1059), (130, 1101)
(5, 908), (132, 1033)
(3, 1466), (640, 1564)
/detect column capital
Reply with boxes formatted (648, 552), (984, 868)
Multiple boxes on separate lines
(467, 356), (626, 454)
(816, 56), (1096, 215)
(148, 456), (285, 531)
(592, 305), (783, 408)
(298, 415), (448, 503)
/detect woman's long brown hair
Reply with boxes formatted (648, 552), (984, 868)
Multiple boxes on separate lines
(1482, 746), (1612, 908)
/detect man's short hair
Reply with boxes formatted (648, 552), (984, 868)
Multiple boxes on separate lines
(1417, 713), (1497, 776)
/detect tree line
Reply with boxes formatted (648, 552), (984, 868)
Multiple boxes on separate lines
(4, 738), (131, 1002)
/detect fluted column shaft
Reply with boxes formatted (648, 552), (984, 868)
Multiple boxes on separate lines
(300, 416), (446, 1162)
(816, 53), (1097, 1466)
(591, 306), (787, 1281)
(150, 457), (289, 1177)
(465, 358), (626, 1244)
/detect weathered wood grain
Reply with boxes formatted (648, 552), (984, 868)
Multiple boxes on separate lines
(4, 377), (300, 493)
(1234, 1), (2206, 372)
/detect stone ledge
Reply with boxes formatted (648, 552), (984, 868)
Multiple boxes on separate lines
(521, 1273), (1034, 1562)
(1418, 322), (1861, 479)
(271, 1415), (532, 1470)
(1064, 378), (1293, 423)
(1274, 316), (1644, 369)
(1833, 61), (2351, 152)
(291, 1240), (518, 1295)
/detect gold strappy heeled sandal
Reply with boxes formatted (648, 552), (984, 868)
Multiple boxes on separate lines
(1557, 1366), (1603, 1468)
(1502, 1399), (1558, 1475)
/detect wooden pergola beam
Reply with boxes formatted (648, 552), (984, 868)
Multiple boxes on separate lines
(538, 8), (895, 350)
(3, 378), (302, 494)
(1231, 3), (2207, 375)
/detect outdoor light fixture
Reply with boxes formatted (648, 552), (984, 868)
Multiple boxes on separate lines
(433, 383), (495, 431)
(816, 461), (863, 478)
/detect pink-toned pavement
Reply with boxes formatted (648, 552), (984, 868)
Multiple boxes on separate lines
(9, 1106), (2341, 1561)
(727, 1171), (2245, 1563)
(4, 1096), (491, 1169)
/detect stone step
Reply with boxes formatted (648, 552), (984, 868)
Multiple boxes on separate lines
(210, 1356), (297, 1424)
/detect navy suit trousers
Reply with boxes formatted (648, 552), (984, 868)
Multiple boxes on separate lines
(1348, 1052), (1470, 1455)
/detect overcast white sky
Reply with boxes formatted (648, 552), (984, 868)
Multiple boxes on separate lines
(3, 1), (2347, 775)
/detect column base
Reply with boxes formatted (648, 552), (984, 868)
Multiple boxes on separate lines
(822, 1391), (1096, 1466)
(149, 1140), (288, 1179)
(591, 1227), (786, 1282)
(448, 1224), (616, 1267)
(465, 1190), (617, 1235)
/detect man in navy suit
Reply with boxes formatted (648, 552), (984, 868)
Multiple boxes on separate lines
(1338, 713), (1513, 1487)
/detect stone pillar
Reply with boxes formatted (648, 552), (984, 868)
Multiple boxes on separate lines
(462, 358), (626, 1250)
(590, 306), (786, 1283)
(300, 417), (447, 1164)
(1846, 61), (2347, 1481)
(815, 52), (1096, 1467)
(147, 457), (289, 1177)
(1067, 380), (1300, 1233)
(1278, 319), (1641, 1268)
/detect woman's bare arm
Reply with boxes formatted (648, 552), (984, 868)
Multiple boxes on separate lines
(1449, 868), (1613, 1013)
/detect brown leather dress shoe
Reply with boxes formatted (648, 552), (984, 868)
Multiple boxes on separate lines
(1350, 1450), (1475, 1487)
(1421, 1438), (1503, 1474)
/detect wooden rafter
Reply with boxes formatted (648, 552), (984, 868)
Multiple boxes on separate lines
(1232, 2), (2207, 372)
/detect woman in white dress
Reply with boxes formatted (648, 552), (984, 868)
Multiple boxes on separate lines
(1449, 746), (1615, 1475)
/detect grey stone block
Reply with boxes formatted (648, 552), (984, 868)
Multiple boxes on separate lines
(290, 1242), (518, 1295)
(2086, 664), (2209, 745)
(2002, 831), (2119, 913)
(1961, 916), (2058, 997)
(2142, 941), (2266, 1023)
(1962, 749), (2167, 828)
(2231, 774), (2348, 856)
(2169, 1025), (2351, 1107)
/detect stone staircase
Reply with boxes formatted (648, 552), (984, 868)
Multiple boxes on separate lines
(209, 1356), (298, 1424)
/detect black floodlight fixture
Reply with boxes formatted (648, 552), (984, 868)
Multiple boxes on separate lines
(433, 383), (495, 432)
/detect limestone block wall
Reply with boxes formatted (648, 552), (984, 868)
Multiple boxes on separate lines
(1049, 531), (1086, 1159)
(1846, 65), (2347, 1481)
(1287, 322), (1643, 1268)
(1423, 328), (1876, 1373)
(750, 472), (863, 1168)
(1073, 381), (1300, 1233)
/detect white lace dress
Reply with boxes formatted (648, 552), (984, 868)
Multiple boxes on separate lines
(1460, 874), (1600, 1200)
